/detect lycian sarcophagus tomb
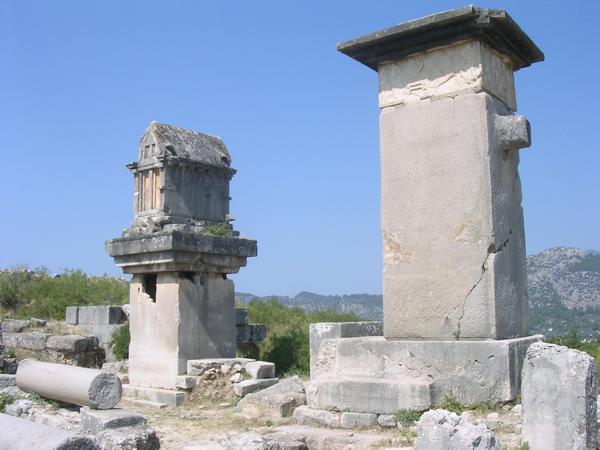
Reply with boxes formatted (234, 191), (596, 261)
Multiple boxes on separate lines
(106, 122), (256, 390)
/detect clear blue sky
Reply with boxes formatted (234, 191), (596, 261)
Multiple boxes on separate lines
(1, 1), (598, 296)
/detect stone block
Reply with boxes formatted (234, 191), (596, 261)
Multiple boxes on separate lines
(0, 374), (16, 388)
(250, 324), (267, 342)
(245, 361), (275, 379)
(310, 335), (541, 411)
(4, 399), (34, 417)
(46, 335), (99, 353)
(0, 413), (97, 450)
(1, 320), (34, 333)
(233, 378), (279, 397)
(80, 406), (146, 433)
(78, 306), (127, 325)
(293, 405), (340, 428)
(377, 414), (397, 428)
(309, 321), (382, 378)
(235, 308), (248, 326)
(2, 358), (18, 374)
(238, 375), (306, 418)
(12, 332), (50, 350)
(187, 358), (254, 376)
(522, 342), (598, 450)
(416, 409), (501, 450)
(78, 323), (124, 345)
(122, 384), (186, 407)
(236, 325), (251, 344)
(309, 377), (431, 414)
(65, 306), (79, 325)
(340, 411), (377, 429)
(97, 426), (160, 450)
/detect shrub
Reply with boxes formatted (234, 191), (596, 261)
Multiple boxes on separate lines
(243, 298), (359, 376)
(111, 324), (130, 360)
(395, 409), (423, 427)
(0, 266), (128, 320)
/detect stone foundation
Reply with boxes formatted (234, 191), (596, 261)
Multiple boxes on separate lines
(309, 334), (542, 413)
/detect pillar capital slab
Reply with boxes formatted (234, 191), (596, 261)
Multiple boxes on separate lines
(337, 5), (543, 72)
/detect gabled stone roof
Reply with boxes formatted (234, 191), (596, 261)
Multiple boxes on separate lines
(140, 121), (232, 167)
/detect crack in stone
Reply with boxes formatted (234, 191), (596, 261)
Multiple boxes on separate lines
(454, 230), (513, 339)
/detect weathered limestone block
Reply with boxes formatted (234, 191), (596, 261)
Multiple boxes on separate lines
(187, 358), (254, 376)
(0, 374), (16, 388)
(5, 332), (50, 350)
(245, 361), (275, 379)
(233, 378), (279, 397)
(238, 376), (306, 418)
(522, 342), (598, 450)
(377, 414), (397, 428)
(17, 359), (122, 409)
(0, 413), (97, 450)
(121, 384), (186, 407)
(416, 409), (501, 450)
(46, 335), (99, 353)
(310, 335), (540, 411)
(65, 306), (79, 325)
(293, 406), (341, 428)
(78, 306), (127, 325)
(309, 321), (382, 379)
(96, 426), (160, 450)
(80, 406), (146, 433)
(340, 411), (378, 429)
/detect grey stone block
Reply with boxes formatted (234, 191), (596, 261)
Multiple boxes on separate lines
(238, 376), (306, 418)
(233, 378), (279, 397)
(236, 325), (251, 344)
(235, 308), (248, 326)
(97, 425), (160, 450)
(293, 405), (340, 428)
(65, 306), (79, 325)
(0, 374), (16, 388)
(310, 335), (541, 409)
(416, 409), (501, 450)
(78, 306), (127, 325)
(309, 377), (431, 414)
(250, 324), (267, 342)
(377, 414), (397, 427)
(78, 323), (124, 345)
(245, 361), (275, 379)
(187, 358), (254, 376)
(522, 342), (598, 450)
(310, 322), (382, 377)
(175, 375), (199, 390)
(340, 411), (378, 429)
(0, 413), (97, 450)
(46, 335), (99, 353)
(122, 384), (186, 407)
(1, 320), (34, 333)
(80, 406), (146, 433)
(2, 358), (17, 374)
(13, 332), (50, 350)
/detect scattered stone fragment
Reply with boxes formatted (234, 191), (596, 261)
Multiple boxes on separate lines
(0, 413), (97, 450)
(238, 376), (306, 418)
(340, 411), (377, 429)
(293, 405), (341, 428)
(378, 414), (397, 427)
(230, 373), (242, 383)
(2, 357), (18, 374)
(176, 375), (199, 390)
(97, 425), (160, 450)
(416, 409), (500, 450)
(4, 399), (34, 417)
(0, 374), (16, 388)
(522, 342), (598, 450)
(233, 378), (278, 397)
(80, 406), (146, 433)
(245, 361), (276, 379)
(187, 358), (254, 376)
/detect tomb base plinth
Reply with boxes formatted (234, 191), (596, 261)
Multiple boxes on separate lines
(308, 334), (542, 414)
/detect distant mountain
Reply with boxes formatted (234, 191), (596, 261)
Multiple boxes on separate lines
(237, 247), (600, 337)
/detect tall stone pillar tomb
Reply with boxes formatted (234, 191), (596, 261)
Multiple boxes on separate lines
(106, 122), (256, 391)
(308, 7), (545, 412)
